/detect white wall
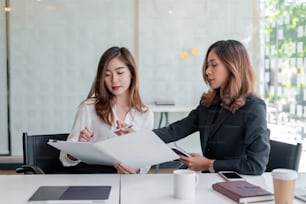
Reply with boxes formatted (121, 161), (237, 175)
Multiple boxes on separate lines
(9, 0), (134, 154)
(0, 0), (9, 154)
(139, 0), (255, 106)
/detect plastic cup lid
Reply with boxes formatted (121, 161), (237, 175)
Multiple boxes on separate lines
(271, 168), (298, 180)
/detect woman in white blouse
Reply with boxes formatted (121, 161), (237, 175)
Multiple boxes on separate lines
(60, 47), (154, 174)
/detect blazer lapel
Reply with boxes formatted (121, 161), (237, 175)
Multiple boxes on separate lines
(209, 107), (231, 137)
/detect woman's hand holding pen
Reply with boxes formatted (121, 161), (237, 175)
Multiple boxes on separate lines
(78, 127), (95, 142)
(115, 120), (134, 136)
(179, 153), (214, 171)
(67, 127), (95, 161)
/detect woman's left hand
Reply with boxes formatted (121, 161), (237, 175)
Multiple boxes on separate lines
(114, 163), (139, 174)
(179, 153), (214, 171)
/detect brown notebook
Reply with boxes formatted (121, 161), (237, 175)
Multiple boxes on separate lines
(212, 180), (274, 203)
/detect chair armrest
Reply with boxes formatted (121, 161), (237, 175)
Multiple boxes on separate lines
(16, 165), (45, 174)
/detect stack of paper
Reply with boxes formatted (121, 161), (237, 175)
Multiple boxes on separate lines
(48, 130), (179, 169)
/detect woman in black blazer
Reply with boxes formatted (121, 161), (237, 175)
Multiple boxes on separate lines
(153, 40), (270, 175)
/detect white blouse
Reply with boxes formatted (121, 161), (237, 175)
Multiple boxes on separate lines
(60, 98), (154, 173)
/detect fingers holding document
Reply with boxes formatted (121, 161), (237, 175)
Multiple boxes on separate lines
(79, 127), (95, 142)
(114, 163), (139, 174)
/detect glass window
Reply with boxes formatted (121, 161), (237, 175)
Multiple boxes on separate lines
(263, 0), (306, 143)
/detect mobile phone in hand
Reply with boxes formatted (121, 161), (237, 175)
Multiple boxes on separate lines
(218, 171), (245, 181)
(171, 146), (191, 157)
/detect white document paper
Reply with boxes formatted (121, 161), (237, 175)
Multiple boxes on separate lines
(48, 130), (179, 169)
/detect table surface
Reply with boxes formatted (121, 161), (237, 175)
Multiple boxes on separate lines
(0, 173), (305, 204)
(0, 174), (120, 204)
(120, 172), (306, 204)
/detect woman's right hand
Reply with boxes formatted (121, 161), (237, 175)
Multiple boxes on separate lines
(115, 120), (135, 136)
(78, 127), (95, 142)
(179, 153), (214, 171)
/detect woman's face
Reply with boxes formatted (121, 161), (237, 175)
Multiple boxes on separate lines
(104, 57), (132, 97)
(205, 50), (230, 90)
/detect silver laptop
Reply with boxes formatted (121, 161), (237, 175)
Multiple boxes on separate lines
(28, 186), (111, 203)
(295, 187), (306, 202)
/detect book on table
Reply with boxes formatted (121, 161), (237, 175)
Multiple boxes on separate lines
(48, 129), (179, 169)
(212, 180), (274, 203)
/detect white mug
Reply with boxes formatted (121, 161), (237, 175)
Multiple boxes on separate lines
(173, 169), (199, 200)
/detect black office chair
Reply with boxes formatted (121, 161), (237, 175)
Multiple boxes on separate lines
(16, 132), (117, 174)
(265, 139), (302, 172)
(16, 132), (71, 174)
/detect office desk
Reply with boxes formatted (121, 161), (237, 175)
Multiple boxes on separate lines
(2, 173), (305, 203)
(149, 105), (192, 127)
(121, 173), (306, 204)
(0, 174), (120, 204)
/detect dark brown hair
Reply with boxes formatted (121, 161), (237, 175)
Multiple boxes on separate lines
(201, 40), (256, 112)
(87, 47), (146, 125)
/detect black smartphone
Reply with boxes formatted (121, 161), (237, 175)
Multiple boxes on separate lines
(171, 146), (191, 157)
(218, 171), (245, 181)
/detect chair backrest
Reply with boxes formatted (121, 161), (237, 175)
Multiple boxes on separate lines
(22, 132), (70, 174)
(265, 139), (302, 172)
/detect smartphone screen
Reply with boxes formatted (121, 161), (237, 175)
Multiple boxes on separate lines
(218, 171), (244, 181)
(171, 147), (191, 157)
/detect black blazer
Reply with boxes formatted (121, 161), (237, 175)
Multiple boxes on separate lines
(153, 94), (270, 175)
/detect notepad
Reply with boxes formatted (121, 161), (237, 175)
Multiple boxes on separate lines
(212, 180), (274, 203)
(28, 186), (111, 203)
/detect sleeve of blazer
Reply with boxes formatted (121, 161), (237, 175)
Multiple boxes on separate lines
(213, 97), (270, 175)
(153, 105), (200, 143)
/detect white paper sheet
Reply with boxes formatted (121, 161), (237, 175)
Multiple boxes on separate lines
(48, 130), (179, 169)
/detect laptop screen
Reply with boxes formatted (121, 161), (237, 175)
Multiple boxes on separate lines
(29, 186), (111, 201)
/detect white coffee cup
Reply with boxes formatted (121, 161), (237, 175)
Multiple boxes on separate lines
(271, 168), (298, 204)
(173, 169), (199, 200)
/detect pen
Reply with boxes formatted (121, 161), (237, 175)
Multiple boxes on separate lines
(114, 124), (133, 132)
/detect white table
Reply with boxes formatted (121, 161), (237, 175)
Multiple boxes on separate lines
(0, 174), (120, 204)
(148, 105), (193, 127)
(2, 173), (305, 203)
(121, 173), (306, 204)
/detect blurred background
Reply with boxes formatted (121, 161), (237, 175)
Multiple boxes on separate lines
(0, 0), (305, 171)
